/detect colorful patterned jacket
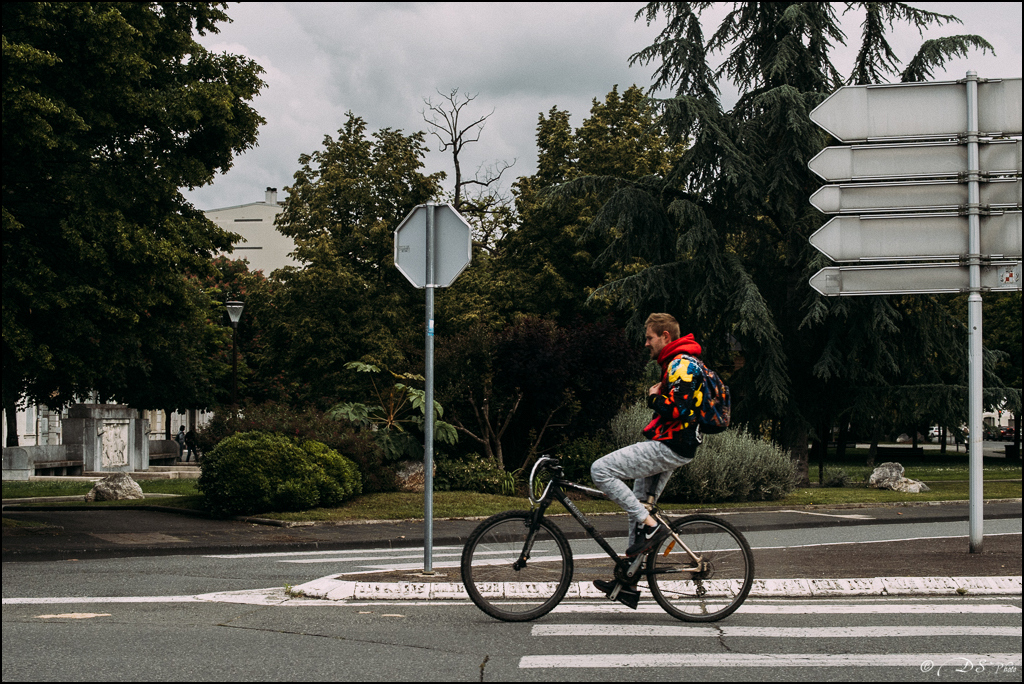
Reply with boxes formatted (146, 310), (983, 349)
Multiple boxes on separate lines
(642, 334), (705, 453)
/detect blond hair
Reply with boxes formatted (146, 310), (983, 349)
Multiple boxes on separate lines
(645, 313), (679, 340)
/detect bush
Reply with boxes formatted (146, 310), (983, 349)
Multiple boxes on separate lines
(609, 399), (650, 450)
(822, 467), (851, 488)
(196, 402), (394, 493)
(553, 434), (616, 486)
(661, 430), (796, 504)
(198, 431), (362, 516)
(436, 456), (516, 495)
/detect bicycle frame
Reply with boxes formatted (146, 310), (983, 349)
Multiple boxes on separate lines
(521, 457), (705, 581)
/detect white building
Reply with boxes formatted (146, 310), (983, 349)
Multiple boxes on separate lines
(205, 187), (297, 274)
(2, 400), (207, 447)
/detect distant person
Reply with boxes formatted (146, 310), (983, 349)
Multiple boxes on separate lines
(175, 425), (186, 459)
(184, 428), (198, 463)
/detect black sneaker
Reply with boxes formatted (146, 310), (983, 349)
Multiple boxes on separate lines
(624, 522), (669, 557)
(593, 579), (640, 610)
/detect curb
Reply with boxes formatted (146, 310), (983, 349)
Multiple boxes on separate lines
(288, 575), (1024, 602)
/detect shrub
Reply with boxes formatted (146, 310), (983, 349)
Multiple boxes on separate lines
(198, 431), (362, 516)
(609, 399), (650, 450)
(436, 457), (516, 495)
(196, 402), (394, 493)
(661, 430), (796, 504)
(552, 434), (617, 486)
(822, 467), (851, 488)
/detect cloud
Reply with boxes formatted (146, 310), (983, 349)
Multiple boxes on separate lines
(185, 2), (1022, 211)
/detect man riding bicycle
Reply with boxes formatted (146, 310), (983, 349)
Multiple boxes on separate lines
(590, 313), (706, 599)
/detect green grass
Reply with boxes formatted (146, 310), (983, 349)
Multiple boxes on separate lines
(3, 457), (1019, 522)
(1, 516), (52, 528)
(2, 479), (199, 499)
(250, 480), (1022, 522)
(808, 450), (1021, 483)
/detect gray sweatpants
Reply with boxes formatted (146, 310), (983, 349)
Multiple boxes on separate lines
(590, 440), (695, 548)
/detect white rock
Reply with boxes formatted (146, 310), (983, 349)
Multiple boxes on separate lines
(868, 462), (929, 493)
(84, 472), (144, 501)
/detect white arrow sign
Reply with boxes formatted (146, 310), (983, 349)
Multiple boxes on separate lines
(810, 78), (1022, 142)
(809, 178), (1021, 214)
(808, 140), (1021, 182)
(810, 212), (1023, 262)
(809, 261), (1022, 296)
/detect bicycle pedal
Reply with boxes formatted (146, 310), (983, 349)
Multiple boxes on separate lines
(614, 587), (641, 610)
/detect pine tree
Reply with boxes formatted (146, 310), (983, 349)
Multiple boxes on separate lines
(552, 2), (994, 483)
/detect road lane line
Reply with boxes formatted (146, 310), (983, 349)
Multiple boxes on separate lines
(519, 653), (1022, 669)
(532, 624), (1023, 637)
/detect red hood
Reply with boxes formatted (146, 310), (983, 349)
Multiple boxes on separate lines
(658, 334), (702, 368)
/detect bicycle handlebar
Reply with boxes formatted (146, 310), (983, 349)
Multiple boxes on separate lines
(527, 455), (560, 506)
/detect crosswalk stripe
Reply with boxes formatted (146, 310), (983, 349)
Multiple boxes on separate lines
(532, 624), (1022, 637)
(549, 603), (1022, 614)
(519, 653), (1023, 669)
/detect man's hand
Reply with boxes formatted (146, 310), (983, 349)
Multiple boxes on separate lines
(649, 382), (663, 396)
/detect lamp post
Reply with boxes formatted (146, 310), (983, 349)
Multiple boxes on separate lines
(225, 300), (244, 414)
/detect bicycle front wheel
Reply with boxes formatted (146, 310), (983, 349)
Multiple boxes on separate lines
(461, 510), (573, 622)
(646, 514), (754, 622)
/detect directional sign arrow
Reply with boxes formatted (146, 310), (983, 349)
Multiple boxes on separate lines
(808, 140), (1021, 182)
(810, 78), (1022, 142)
(809, 178), (1021, 214)
(809, 212), (1023, 262)
(809, 261), (1022, 296)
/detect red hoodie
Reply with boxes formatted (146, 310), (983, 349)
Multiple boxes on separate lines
(642, 334), (705, 452)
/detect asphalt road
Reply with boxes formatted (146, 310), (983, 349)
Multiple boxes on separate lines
(3, 500), (1020, 681)
(3, 596), (1020, 681)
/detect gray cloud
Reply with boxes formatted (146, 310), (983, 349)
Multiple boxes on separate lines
(185, 2), (1022, 211)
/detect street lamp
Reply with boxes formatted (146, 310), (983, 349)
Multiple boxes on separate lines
(225, 300), (244, 413)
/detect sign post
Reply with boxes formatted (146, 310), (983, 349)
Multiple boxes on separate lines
(395, 203), (472, 572)
(808, 73), (1023, 553)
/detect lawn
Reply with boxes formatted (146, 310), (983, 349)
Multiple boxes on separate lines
(3, 455), (1019, 523)
(2, 479), (199, 499)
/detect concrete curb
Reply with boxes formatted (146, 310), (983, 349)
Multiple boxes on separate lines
(289, 575), (1023, 602)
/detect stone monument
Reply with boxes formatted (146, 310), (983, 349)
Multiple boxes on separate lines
(61, 404), (149, 473)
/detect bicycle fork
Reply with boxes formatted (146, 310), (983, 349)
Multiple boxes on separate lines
(512, 506), (549, 571)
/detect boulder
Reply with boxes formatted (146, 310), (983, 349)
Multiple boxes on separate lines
(84, 472), (144, 502)
(868, 462), (930, 494)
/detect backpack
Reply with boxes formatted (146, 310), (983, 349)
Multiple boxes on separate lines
(682, 355), (731, 434)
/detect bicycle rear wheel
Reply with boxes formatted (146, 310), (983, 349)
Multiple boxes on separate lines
(646, 514), (754, 622)
(461, 510), (573, 622)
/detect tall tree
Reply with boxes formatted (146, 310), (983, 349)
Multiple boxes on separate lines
(2, 2), (265, 444)
(558, 3), (992, 483)
(269, 113), (444, 405)
(496, 85), (685, 325)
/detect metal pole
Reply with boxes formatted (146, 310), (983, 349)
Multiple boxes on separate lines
(231, 325), (239, 415)
(424, 203), (436, 573)
(965, 71), (983, 553)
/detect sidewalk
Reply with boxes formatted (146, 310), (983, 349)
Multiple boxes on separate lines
(3, 498), (1021, 599)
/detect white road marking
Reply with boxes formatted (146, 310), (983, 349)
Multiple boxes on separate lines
(549, 603), (1022, 614)
(751, 530), (1021, 551)
(519, 653), (1023, 669)
(777, 509), (874, 519)
(532, 624), (1023, 637)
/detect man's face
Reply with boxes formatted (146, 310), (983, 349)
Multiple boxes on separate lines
(644, 325), (671, 360)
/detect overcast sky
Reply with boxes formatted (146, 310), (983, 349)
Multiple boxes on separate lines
(184, 2), (1023, 211)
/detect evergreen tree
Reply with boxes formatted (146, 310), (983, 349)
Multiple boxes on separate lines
(497, 85), (685, 325)
(553, 2), (993, 483)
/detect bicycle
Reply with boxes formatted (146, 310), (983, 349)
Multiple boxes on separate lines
(460, 455), (754, 622)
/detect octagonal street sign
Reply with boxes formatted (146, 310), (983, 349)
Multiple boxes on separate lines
(394, 203), (472, 288)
